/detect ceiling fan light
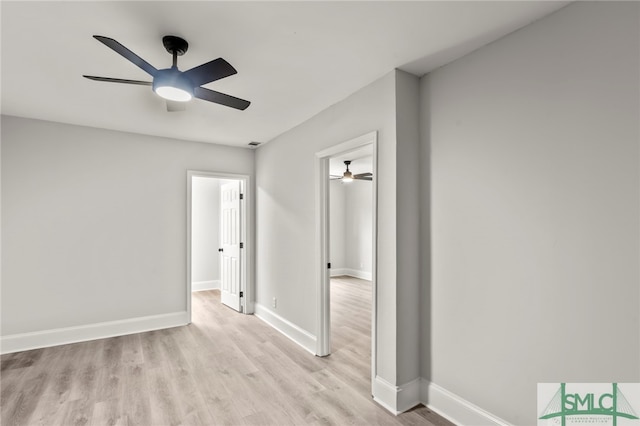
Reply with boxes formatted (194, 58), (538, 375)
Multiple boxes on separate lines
(154, 85), (192, 102)
(152, 68), (193, 102)
(342, 171), (354, 183)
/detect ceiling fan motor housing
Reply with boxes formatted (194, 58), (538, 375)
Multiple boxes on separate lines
(162, 35), (189, 56)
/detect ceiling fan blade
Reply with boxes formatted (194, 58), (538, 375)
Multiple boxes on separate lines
(183, 58), (237, 87)
(93, 35), (157, 76)
(83, 75), (152, 86)
(354, 172), (372, 178)
(193, 87), (250, 110)
(166, 100), (186, 112)
(355, 176), (373, 181)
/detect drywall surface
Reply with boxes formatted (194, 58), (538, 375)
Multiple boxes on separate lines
(395, 70), (421, 386)
(191, 177), (221, 284)
(329, 180), (346, 270)
(422, 2), (639, 424)
(344, 180), (373, 277)
(331, 179), (373, 277)
(1, 116), (254, 335)
(256, 71), (399, 382)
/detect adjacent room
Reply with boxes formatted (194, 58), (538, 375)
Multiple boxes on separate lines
(2, 2), (638, 425)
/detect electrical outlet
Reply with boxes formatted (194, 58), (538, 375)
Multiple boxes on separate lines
(272, 297), (277, 308)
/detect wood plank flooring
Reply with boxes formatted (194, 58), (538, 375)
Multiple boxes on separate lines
(1, 277), (453, 425)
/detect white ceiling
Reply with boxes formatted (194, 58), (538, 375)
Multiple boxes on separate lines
(1, 1), (568, 148)
(330, 145), (373, 177)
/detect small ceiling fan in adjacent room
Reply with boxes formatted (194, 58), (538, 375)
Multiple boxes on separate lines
(331, 160), (373, 182)
(83, 35), (250, 112)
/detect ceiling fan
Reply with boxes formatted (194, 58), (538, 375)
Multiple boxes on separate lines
(331, 160), (373, 182)
(83, 35), (250, 112)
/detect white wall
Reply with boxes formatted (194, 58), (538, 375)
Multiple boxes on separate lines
(421, 2), (639, 424)
(1, 116), (254, 338)
(191, 177), (220, 287)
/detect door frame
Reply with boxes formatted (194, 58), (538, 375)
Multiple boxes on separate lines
(186, 170), (253, 322)
(314, 131), (378, 386)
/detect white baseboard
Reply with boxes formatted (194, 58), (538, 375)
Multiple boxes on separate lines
(330, 268), (372, 281)
(0, 311), (189, 355)
(421, 379), (512, 426)
(373, 375), (401, 414)
(192, 280), (221, 292)
(330, 268), (349, 277)
(254, 303), (316, 355)
(398, 377), (423, 413)
(372, 376), (422, 414)
(373, 377), (508, 424)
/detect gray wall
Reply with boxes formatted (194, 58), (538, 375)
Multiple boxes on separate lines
(421, 2), (640, 424)
(330, 179), (373, 276)
(3, 2), (638, 423)
(329, 180), (347, 271)
(395, 70), (421, 385)
(255, 71), (406, 383)
(1, 116), (254, 335)
(344, 180), (373, 276)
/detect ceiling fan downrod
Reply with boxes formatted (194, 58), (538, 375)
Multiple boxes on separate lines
(162, 35), (188, 68)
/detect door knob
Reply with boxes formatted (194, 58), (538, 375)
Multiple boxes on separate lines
(218, 248), (224, 252)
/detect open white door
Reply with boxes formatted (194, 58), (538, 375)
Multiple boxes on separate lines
(220, 180), (242, 312)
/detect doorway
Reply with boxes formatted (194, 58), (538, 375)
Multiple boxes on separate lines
(315, 131), (378, 392)
(187, 171), (251, 322)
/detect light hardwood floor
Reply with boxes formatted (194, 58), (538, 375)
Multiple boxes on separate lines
(1, 277), (453, 425)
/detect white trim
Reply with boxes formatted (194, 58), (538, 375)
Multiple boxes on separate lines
(191, 280), (221, 292)
(315, 131), (379, 158)
(372, 375), (401, 414)
(330, 268), (372, 281)
(315, 154), (331, 357)
(421, 379), (513, 426)
(370, 137), (379, 398)
(254, 303), (317, 355)
(0, 311), (188, 355)
(330, 267), (349, 277)
(372, 376), (423, 415)
(398, 378), (422, 413)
